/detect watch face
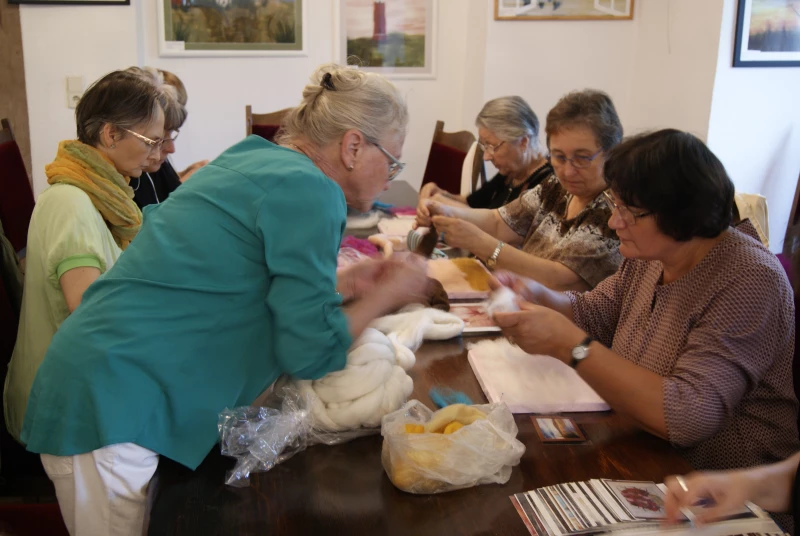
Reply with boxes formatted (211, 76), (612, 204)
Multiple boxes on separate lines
(571, 346), (589, 360)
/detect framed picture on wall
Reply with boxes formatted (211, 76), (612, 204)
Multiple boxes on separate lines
(157, 0), (306, 57)
(9, 0), (128, 5)
(734, 0), (800, 67)
(494, 0), (634, 21)
(333, 0), (437, 79)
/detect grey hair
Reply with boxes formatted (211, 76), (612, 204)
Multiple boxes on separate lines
(125, 66), (188, 131)
(76, 71), (163, 146)
(276, 63), (409, 147)
(475, 96), (541, 156)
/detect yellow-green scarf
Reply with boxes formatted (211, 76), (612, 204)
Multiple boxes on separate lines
(46, 140), (142, 249)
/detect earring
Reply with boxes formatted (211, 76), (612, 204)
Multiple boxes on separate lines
(110, 144), (116, 149)
(348, 164), (354, 171)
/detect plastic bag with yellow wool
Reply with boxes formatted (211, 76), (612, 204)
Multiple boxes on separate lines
(381, 400), (525, 494)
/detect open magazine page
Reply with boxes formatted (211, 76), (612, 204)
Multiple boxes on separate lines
(511, 479), (778, 536)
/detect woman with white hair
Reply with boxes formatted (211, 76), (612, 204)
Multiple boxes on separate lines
(21, 64), (432, 536)
(418, 96), (551, 210)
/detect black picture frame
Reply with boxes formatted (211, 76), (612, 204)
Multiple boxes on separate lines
(734, 0), (800, 67)
(8, 0), (129, 5)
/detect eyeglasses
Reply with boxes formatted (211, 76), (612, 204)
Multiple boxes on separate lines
(372, 142), (405, 181)
(603, 190), (652, 226)
(122, 128), (164, 152)
(550, 149), (603, 169)
(164, 130), (180, 142)
(477, 140), (506, 155)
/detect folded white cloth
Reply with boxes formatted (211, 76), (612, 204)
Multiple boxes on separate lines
(289, 306), (464, 432)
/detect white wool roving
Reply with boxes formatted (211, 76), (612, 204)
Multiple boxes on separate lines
(486, 286), (520, 317)
(289, 307), (464, 432)
(369, 304), (465, 350)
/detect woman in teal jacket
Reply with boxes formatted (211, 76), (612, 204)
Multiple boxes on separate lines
(21, 64), (429, 536)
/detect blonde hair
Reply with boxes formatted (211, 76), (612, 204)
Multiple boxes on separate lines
(125, 66), (188, 131)
(276, 63), (408, 147)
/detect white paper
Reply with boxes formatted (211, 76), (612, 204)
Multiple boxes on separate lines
(467, 339), (610, 414)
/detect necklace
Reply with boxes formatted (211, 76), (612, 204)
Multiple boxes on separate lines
(131, 176), (140, 192)
(286, 143), (308, 158)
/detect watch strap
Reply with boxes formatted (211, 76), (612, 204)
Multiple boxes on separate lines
(570, 335), (595, 369)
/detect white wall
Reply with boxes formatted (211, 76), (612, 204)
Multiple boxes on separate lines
(20, 3), (138, 194)
(707, 0), (800, 253)
(21, 0), (474, 194)
(626, 0), (724, 139)
(481, 2), (638, 144)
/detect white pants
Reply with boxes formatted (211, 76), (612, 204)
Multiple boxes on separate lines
(40, 443), (159, 536)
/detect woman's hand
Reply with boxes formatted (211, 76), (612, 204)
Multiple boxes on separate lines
(419, 182), (443, 200)
(431, 215), (495, 257)
(493, 301), (585, 361)
(416, 197), (458, 228)
(179, 159), (210, 182)
(663, 472), (751, 525)
(376, 256), (433, 310)
(491, 272), (549, 305)
(336, 259), (386, 303)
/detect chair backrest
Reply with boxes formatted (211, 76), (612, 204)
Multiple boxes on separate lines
(420, 120), (476, 195)
(245, 105), (292, 143)
(785, 170), (800, 255)
(0, 119), (35, 255)
(458, 142), (488, 198)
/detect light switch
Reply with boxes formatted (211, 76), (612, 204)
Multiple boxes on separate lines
(66, 76), (85, 109)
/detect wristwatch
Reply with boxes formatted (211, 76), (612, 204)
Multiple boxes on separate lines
(486, 241), (505, 269)
(570, 336), (595, 368)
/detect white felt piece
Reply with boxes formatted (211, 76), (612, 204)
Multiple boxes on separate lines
(486, 287), (520, 317)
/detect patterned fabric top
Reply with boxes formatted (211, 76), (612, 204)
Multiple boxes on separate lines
(568, 221), (800, 471)
(498, 175), (621, 288)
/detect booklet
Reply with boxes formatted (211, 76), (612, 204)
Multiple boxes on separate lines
(511, 479), (772, 536)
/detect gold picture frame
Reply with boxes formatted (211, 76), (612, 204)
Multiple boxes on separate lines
(494, 0), (634, 21)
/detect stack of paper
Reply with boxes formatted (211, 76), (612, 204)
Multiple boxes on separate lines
(467, 339), (610, 414)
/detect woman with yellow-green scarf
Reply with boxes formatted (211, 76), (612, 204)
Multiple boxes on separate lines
(4, 70), (165, 443)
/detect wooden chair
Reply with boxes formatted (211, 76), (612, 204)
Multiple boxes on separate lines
(0, 119), (35, 255)
(420, 121), (478, 195)
(245, 105), (292, 143)
(783, 170), (800, 256)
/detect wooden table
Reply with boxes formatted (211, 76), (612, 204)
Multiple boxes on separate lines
(146, 336), (691, 536)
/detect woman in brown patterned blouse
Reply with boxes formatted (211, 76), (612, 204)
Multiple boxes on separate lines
(493, 129), (799, 475)
(415, 90), (623, 291)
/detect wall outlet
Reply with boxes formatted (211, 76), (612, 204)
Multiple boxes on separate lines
(66, 76), (84, 109)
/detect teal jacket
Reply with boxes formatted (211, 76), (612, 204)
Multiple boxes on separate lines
(22, 136), (351, 469)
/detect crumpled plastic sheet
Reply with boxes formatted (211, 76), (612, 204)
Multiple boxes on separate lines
(218, 385), (378, 487)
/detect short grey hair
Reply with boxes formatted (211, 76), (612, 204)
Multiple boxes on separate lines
(125, 66), (188, 132)
(276, 63), (409, 147)
(475, 96), (541, 155)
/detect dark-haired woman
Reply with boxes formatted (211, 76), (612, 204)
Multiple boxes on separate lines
(492, 129), (799, 475)
(4, 70), (165, 444)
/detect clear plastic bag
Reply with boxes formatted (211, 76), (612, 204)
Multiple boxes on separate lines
(218, 384), (378, 487)
(381, 400), (526, 494)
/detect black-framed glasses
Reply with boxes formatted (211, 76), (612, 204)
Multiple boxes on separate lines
(372, 142), (405, 181)
(602, 190), (652, 226)
(477, 140), (506, 155)
(122, 128), (164, 153)
(550, 149), (603, 169)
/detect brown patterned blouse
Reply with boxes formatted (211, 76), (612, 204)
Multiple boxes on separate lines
(568, 221), (799, 471)
(498, 175), (621, 288)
